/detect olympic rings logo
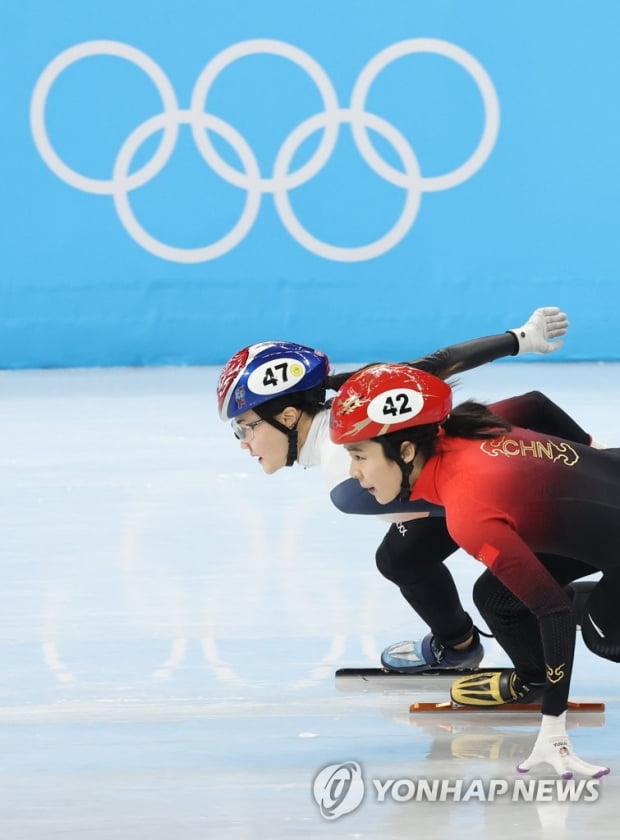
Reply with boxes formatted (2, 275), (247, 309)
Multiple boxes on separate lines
(30, 38), (500, 263)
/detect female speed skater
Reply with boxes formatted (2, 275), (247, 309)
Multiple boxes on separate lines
(217, 307), (603, 681)
(329, 362), (618, 777)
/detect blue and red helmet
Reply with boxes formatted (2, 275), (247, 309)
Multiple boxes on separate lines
(217, 341), (331, 421)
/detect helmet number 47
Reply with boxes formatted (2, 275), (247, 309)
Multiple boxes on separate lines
(262, 363), (290, 387)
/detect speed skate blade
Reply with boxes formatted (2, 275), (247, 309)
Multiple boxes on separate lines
(335, 667), (513, 691)
(409, 700), (605, 713)
(336, 667), (497, 677)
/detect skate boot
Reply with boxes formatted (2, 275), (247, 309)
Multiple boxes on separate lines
(381, 630), (484, 674)
(450, 669), (544, 707)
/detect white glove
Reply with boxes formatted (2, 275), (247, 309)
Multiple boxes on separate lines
(509, 306), (568, 354)
(517, 712), (610, 778)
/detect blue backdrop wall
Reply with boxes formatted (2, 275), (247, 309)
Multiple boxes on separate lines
(3, 0), (619, 368)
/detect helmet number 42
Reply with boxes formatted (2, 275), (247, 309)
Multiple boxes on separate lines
(367, 387), (425, 425)
(382, 393), (414, 416)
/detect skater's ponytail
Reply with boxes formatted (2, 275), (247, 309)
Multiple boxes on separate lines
(376, 401), (512, 463)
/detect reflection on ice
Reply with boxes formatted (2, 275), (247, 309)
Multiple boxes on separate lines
(1, 364), (620, 838)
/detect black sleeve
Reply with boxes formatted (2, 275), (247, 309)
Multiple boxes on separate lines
(328, 332), (519, 391)
(489, 391), (591, 445)
(407, 332), (519, 378)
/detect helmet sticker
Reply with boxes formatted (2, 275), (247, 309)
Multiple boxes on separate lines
(367, 388), (425, 425)
(247, 358), (307, 396)
(217, 346), (249, 409)
(234, 385), (247, 407)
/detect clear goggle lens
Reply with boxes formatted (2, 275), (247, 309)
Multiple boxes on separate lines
(231, 418), (264, 441)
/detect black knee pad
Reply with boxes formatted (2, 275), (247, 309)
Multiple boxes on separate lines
(375, 527), (426, 585)
(472, 571), (496, 613)
(473, 570), (532, 628)
(375, 539), (397, 582)
(472, 571), (519, 614)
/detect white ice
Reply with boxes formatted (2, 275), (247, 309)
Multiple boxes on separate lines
(1, 362), (619, 839)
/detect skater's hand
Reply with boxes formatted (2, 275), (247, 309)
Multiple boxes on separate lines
(517, 712), (610, 779)
(510, 306), (568, 354)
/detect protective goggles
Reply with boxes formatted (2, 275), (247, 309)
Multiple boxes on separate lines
(231, 417), (265, 441)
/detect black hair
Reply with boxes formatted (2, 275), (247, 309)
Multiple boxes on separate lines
(373, 400), (511, 501)
(254, 384), (328, 421)
(325, 367), (374, 394)
(378, 400), (512, 463)
(252, 372), (351, 420)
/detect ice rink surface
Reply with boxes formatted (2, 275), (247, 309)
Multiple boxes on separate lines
(1, 361), (620, 839)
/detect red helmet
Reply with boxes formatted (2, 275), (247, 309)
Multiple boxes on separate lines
(329, 364), (452, 444)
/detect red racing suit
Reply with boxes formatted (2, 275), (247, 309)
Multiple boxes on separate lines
(411, 429), (620, 713)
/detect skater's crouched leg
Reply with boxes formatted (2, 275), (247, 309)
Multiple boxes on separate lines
(473, 570), (546, 685)
(376, 519), (483, 672)
(376, 518), (471, 645)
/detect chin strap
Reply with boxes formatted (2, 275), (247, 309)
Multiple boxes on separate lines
(378, 437), (414, 502)
(259, 415), (299, 467)
(285, 426), (299, 467)
(398, 463), (413, 502)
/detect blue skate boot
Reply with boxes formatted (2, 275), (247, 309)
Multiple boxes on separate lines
(381, 629), (484, 674)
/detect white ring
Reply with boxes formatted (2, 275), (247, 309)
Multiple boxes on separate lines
(31, 38), (500, 261)
(273, 108), (422, 262)
(189, 38), (340, 192)
(350, 38), (500, 192)
(113, 110), (262, 262)
(30, 40), (179, 195)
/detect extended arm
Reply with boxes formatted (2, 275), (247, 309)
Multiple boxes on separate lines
(328, 307), (568, 392)
(328, 308), (569, 518)
(409, 307), (567, 379)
